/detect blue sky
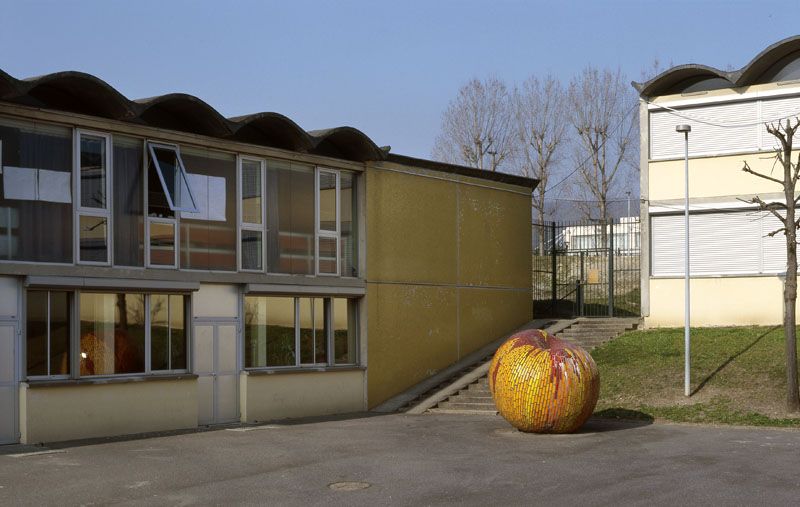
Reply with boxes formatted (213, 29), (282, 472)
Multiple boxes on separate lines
(1, 1), (798, 159)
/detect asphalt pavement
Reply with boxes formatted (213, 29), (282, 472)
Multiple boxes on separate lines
(1, 413), (798, 506)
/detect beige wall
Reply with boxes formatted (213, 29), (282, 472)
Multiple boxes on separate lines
(240, 370), (365, 422)
(649, 152), (791, 202)
(19, 379), (197, 443)
(646, 276), (786, 327)
(365, 163), (532, 407)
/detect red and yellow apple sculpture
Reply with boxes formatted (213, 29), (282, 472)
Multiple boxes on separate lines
(489, 329), (599, 433)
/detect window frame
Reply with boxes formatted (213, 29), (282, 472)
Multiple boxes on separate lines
(315, 168), (340, 276)
(71, 290), (190, 379)
(74, 129), (113, 266)
(146, 141), (198, 213)
(243, 295), (358, 371)
(144, 140), (183, 270)
(237, 155), (266, 273)
(24, 290), (73, 380)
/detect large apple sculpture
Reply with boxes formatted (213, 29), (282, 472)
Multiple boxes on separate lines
(488, 328), (600, 433)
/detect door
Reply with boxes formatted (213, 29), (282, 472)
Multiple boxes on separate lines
(0, 323), (18, 444)
(194, 320), (239, 425)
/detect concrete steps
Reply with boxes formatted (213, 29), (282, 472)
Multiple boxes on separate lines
(426, 317), (640, 415)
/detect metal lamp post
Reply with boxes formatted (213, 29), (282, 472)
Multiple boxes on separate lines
(676, 124), (692, 397)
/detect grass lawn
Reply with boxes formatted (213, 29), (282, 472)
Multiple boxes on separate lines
(592, 326), (800, 427)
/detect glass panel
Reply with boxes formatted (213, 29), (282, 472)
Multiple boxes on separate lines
(0, 117), (72, 263)
(148, 151), (174, 219)
(79, 293), (145, 375)
(241, 230), (263, 271)
(169, 294), (186, 370)
(179, 148), (236, 271)
(25, 291), (48, 376)
(318, 237), (337, 274)
(340, 172), (357, 277)
(150, 294), (169, 371)
(244, 296), (295, 368)
(266, 161), (315, 274)
(148, 144), (197, 213)
(241, 159), (262, 224)
(80, 135), (106, 209)
(149, 221), (175, 266)
(318, 171), (336, 232)
(299, 297), (325, 364)
(333, 298), (357, 364)
(113, 135), (144, 266)
(49, 291), (70, 375)
(79, 215), (108, 263)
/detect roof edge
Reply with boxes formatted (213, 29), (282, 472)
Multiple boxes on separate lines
(384, 153), (538, 189)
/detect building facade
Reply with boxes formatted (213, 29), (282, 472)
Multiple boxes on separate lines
(635, 36), (800, 327)
(0, 70), (534, 444)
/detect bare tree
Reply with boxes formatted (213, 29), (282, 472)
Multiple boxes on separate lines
(742, 119), (800, 412)
(514, 75), (567, 254)
(568, 66), (638, 244)
(432, 77), (514, 172)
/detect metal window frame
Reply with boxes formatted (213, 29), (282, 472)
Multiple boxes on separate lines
(145, 217), (178, 269)
(74, 130), (113, 266)
(237, 156), (266, 273)
(23, 289), (72, 380)
(146, 141), (198, 213)
(315, 168), (340, 276)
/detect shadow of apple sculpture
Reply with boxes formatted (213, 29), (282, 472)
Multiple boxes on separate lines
(489, 328), (600, 433)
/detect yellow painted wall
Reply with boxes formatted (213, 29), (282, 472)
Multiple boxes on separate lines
(649, 152), (791, 202)
(647, 276), (786, 327)
(19, 379), (197, 443)
(240, 370), (365, 422)
(365, 162), (532, 407)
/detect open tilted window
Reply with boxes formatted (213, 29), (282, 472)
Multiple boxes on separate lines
(147, 142), (198, 213)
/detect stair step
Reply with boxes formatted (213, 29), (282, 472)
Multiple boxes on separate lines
(428, 408), (499, 415)
(439, 401), (497, 410)
(449, 395), (493, 403)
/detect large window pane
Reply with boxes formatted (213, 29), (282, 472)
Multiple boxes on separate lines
(79, 215), (108, 263)
(80, 135), (106, 209)
(169, 294), (186, 370)
(149, 221), (175, 266)
(79, 293), (145, 375)
(179, 147), (236, 271)
(318, 171), (336, 232)
(244, 296), (296, 367)
(241, 230), (263, 271)
(299, 298), (326, 365)
(241, 159), (262, 224)
(49, 291), (70, 375)
(150, 294), (169, 371)
(318, 237), (337, 274)
(333, 298), (357, 365)
(0, 117), (72, 263)
(266, 161), (315, 274)
(25, 291), (48, 376)
(340, 172), (357, 277)
(113, 135), (144, 267)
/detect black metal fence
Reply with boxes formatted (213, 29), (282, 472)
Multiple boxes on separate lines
(533, 218), (641, 318)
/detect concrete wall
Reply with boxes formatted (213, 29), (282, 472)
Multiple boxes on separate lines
(365, 162), (532, 407)
(239, 370), (365, 422)
(19, 379), (197, 443)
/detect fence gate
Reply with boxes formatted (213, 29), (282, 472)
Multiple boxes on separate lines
(533, 218), (641, 318)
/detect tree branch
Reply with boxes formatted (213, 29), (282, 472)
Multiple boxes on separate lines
(742, 160), (784, 185)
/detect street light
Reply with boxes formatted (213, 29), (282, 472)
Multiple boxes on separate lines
(676, 124), (691, 397)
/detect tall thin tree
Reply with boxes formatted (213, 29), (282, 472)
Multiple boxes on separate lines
(742, 118), (800, 412)
(514, 75), (566, 254)
(432, 77), (514, 172)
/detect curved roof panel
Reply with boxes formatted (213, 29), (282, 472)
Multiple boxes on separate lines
(633, 36), (800, 98)
(309, 127), (386, 162)
(229, 112), (313, 152)
(0, 67), (385, 162)
(135, 93), (232, 137)
(21, 71), (135, 119)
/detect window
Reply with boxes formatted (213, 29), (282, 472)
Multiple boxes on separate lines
(239, 157), (265, 271)
(146, 141), (197, 268)
(266, 160), (315, 274)
(243, 296), (358, 369)
(26, 290), (71, 377)
(316, 169), (339, 275)
(76, 131), (112, 264)
(78, 292), (188, 376)
(0, 117), (73, 263)
(113, 135), (144, 267)
(339, 172), (357, 277)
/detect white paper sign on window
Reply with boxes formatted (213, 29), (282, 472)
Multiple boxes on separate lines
(38, 169), (72, 203)
(180, 173), (226, 222)
(3, 167), (38, 200)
